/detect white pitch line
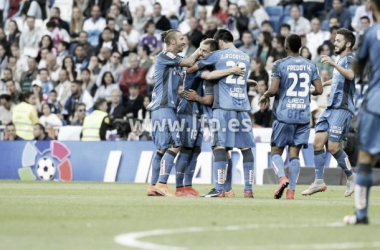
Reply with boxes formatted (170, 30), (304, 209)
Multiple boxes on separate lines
(114, 222), (347, 250)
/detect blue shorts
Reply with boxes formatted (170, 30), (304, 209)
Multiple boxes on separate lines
(178, 114), (203, 148)
(271, 120), (310, 148)
(211, 109), (256, 149)
(315, 109), (353, 142)
(151, 108), (182, 149)
(358, 108), (380, 155)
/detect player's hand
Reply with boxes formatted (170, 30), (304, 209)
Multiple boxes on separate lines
(259, 100), (269, 111)
(320, 55), (335, 66)
(231, 63), (245, 76)
(184, 89), (198, 101)
(259, 95), (269, 106)
(247, 79), (258, 90)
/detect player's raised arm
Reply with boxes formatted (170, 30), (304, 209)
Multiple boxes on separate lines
(180, 48), (200, 67)
(200, 63), (244, 81)
(322, 79), (332, 87)
(321, 55), (355, 81)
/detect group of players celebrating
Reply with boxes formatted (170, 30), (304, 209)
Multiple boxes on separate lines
(145, 0), (380, 226)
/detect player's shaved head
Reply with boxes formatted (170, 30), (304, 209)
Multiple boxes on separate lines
(202, 39), (218, 51)
(213, 29), (234, 44)
(285, 34), (302, 53)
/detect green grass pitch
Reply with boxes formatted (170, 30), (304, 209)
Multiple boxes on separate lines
(1, 181), (379, 250)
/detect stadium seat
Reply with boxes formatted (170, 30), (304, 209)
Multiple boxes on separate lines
(170, 18), (179, 29)
(270, 16), (282, 34)
(349, 5), (358, 19)
(265, 6), (283, 17)
(321, 19), (329, 31)
(281, 15), (292, 26)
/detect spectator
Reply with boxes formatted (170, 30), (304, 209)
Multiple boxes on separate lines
(77, 31), (96, 58)
(134, 5), (149, 35)
(1, 68), (21, 93)
(50, 7), (70, 33)
(303, 0), (325, 20)
(97, 27), (120, 54)
(81, 98), (110, 141)
(10, 44), (24, 81)
(3, 0), (22, 21)
(197, 6), (208, 32)
(73, 45), (89, 72)
(5, 122), (24, 141)
(151, 2), (171, 32)
(31, 80), (43, 112)
(118, 19), (140, 57)
(178, 35), (196, 58)
(251, 78), (269, 115)
(127, 118), (152, 141)
(12, 91), (39, 140)
(239, 31), (257, 61)
(300, 46), (312, 60)
(351, 0), (373, 32)
(38, 68), (54, 101)
(94, 72), (119, 102)
(98, 46), (112, 66)
(106, 17), (120, 43)
(307, 17), (331, 60)
(56, 41), (70, 66)
(39, 103), (63, 127)
(226, 3), (249, 41)
(7, 56), (21, 84)
(80, 69), (97, 97)
(204, 17), (219, 39)
(327, 0), (352, 29)
(47, 89), (61, 114)
(266, 35), (287, 70)
(187, 18), (204, 47)
(20, 57), (39, 91)
(85, 0), (112, 17)
(109, 4), (127, 29)
(256, 31), (272, 65)
(88, 55), (102, 83)
(0, 94), (14, 125)
(62, 81), (94, 123)
(287, 4), (311, 33)
(6, 80), (20, 104)
(253, 100), (272, 128)
(323, 25), (339, 54)
(63, 56), (78, 82)
(6, 20), (21, 45)
(33, 123), (52, 141)
(119, 53), (147, 96)
(260, 20), (274, 34)
(83, 5), (106, 47)
(45, 18), (71, 48)
(19, 16), (41, 56)
(137, 95), (152, 134)
(280, 24), (291, 38)
(71, 103), (86, 126)
(108, 89), (127, 121)
(46, 53), (61, 84)
(70, 6), (85, 43)
(127, 0), (153, 17)
(249, 57), (269, 83)
(140, 21), (163, 56)
(212, 0), (229, 25)
(26, 0), (47, 20)
(329, 16), (340, 28)
(313, 44), (334, 76)
(247, 0), (270, 32)
(56, 69), (72, 107)
(138, 45), (153, 71)
(96, 51), (124, 87)
(124, 83), (144, 118)
(0, 44), (8, 77)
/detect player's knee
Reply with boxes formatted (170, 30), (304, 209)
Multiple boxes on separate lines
(327, 141), (340, 155)
(313, 141), (324, 151)
(241, 149), (254, 163)
(213, 148), (227, 162)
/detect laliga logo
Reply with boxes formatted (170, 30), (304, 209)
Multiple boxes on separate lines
(18, 141), (73, 181)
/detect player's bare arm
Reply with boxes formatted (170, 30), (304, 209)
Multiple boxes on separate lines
(311, 79), (323, 96)
(247, 79), (258, 90)
(320, 55), (355, 81)
(180, 48), (200, 67)
(200, 63), (244, 81)
(259, 78), (280, 105)
(322, 79), (332, 87)
(184, 90), (213, 105)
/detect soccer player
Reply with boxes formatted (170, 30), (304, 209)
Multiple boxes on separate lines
(344, 0), (380, 225)
(259, 34), (323, 199)
(188, 29), (256, 198)
(175, 39), (244, 197)
(302, 28), (357, 197)
(146, 29), (200, 197)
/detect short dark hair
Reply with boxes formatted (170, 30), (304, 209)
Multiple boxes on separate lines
(213, 29), (233, 43)
(0, 94), (11, 102)
(4, 68), (12, 74)
(142, 45), (151, 55)
(81, 68), (91, 74)
(202, 39), (218, 51)
(261, 20), (272, 27)
(72, 80), (83, 86)
(360, 16), (370, 22)
(50, 89), (57, 94)
(106, 17), (115, 24)
(275, 35), (286, 48)
(126, 18), (133, 25)
(6, 122), (14, 128)
(280, 24), (291, 30)
(39, 68), (48, 74)
(286, 34), (302, 53)
(76, 102), (86, 111)
(336, 28), (355, 49)
(154, 2), (162, 7)
(59, 41), (70, 49)
(330, 25), (340, 33)
(290, 3), (300, 11)
(95, 98), (107, 110)
(242, 30), (253, 37)
(35, 123), (46, 133)
(129, 83), (140, 89)
(53, 7), (61, 14)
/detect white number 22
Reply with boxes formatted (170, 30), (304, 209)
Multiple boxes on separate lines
(286, 72), (310, 97)
(225, 61), (246, 85)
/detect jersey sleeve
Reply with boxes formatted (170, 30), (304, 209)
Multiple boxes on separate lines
(271, 60), (281, 79)
(196, 52), (219, 69)
(158, 51), (183, 66)
(203, 80), (213, 95)
(356, 29), (371, 64)
(345, 53), (355, 70)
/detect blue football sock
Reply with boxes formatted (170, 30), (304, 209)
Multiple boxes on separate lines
(158, 150), (177, 184)
(333, 149), (353, 178)
(272, 154), (285, 178)
(242, 150), (254, 192)
(151, 151), (163, 185)
(314, 149), (326, 180)
(175, 148), (192, 188)
(184, 146), (201, 186)
(355, 163), (373, 220)
(225, 158), (233, 192)
(289, 157), (300, 190)
(213, 148), (227, 192)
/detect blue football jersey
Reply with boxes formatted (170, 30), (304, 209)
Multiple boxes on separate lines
(272, 56), (320, 125)
(147, 51), (183, 111)
(356, 22), (380, 116)
(177, 71), (203, 116)
(197, 48), (251, 111)
(327, 52), (356, 113)
(202, 80), (214, 123)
